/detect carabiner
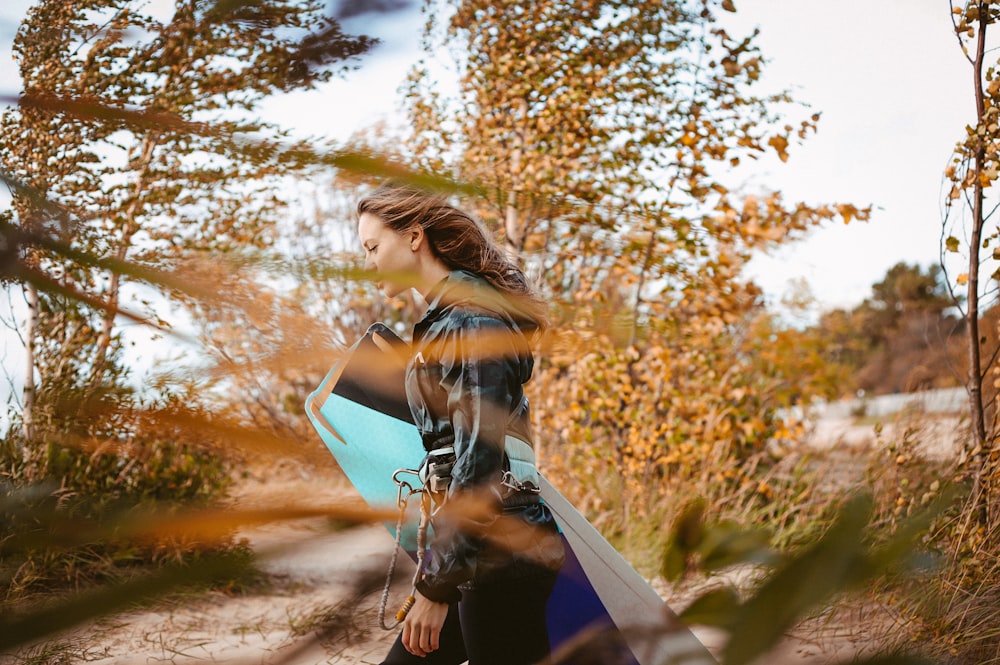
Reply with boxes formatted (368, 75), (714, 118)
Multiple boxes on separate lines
(393, 467), (422, 509)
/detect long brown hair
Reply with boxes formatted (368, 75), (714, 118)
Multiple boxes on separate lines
(357, 182), (548, 331)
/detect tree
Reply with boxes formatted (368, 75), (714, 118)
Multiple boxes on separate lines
(854, 263), (963, 394)
(405, 0), (865, 288)
(397, 0), (869, 536)
(0, 0), (373, 454)
(942, 0), (1000, 530)
(0, 0), (391, 605)
(402, 0), (868, 347)
(755, 263), (965, 399)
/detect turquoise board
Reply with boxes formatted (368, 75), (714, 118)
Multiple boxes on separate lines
(306, 324), (715, 665)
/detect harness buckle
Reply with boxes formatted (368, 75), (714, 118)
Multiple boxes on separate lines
(500, 470), (541, 496)
(419, 445), (456, 496)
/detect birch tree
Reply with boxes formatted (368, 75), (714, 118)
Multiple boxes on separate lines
(400, 0), (870, 527)
(943, 0), (1000, 532)
(0, 0), (373, 453)
(405, 0), (865, 332)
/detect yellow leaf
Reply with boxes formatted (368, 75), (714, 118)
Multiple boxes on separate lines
(767, 135), (789, 162)
(957, 273), (969, 286)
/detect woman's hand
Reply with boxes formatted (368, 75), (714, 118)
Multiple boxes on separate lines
(402, 591), (450, 657)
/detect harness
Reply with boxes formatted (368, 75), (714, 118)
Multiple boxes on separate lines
(377, 400), (541, 628)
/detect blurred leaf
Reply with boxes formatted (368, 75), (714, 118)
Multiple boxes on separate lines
(699, 523), (780, 572)
(2, 94), (481, 198)
(7, 92), (213, 135)
(722, 493), (873, 665)
(0, 551), (251, 651)
(679, 586), (741, 628)
(662, 502), (780, 582)
(661, 539), (688, 582)
(1, 494), (386, 555)
(134, 503), (389, 544)
(0, 216), (212, 301)
(675, 499), (707, 550)
(317, 150), (483, 197)
(661, 498), (706, 581)
(12, 258), (174, 333)
(846, 656), (938, 665)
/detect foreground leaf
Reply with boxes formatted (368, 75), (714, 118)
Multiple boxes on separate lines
(0, 551), (252, 651)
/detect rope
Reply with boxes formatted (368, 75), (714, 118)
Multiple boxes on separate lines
(378, 476), (431, 631)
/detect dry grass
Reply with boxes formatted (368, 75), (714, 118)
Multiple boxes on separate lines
(4, 409), (982, 665)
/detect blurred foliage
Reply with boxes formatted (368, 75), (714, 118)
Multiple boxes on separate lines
(0, 0), (383, 648)
(665, 491), (943, 665)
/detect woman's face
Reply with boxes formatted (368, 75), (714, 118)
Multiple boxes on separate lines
(357, 212), (418, 298)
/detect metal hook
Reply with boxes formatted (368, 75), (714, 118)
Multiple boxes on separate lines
(393, 467), (422, 509)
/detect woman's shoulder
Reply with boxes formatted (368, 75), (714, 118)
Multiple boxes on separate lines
(434, 272), (510, 318)
(437, 300), (515, 334)
(426, 270), (540, 339)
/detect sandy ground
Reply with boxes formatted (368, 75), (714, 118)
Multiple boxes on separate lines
(5, 414), (939, 665)
(804, 413), (965, 460)
(83, 523), (402, 665)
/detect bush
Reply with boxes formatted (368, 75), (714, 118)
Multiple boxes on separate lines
(532, 321), (830, 567)
(0, 395), (236, 601)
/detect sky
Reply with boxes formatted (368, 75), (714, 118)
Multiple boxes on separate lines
(0, 0), (984, 417)
(723, 1), (974, 315)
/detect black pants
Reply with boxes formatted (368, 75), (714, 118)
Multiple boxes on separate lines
(380, 571), (557, 665)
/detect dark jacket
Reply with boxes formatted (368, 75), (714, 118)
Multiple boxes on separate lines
(407, 270), (564, 604)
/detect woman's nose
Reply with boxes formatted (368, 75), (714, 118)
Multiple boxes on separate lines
(363, 255), (375, 272)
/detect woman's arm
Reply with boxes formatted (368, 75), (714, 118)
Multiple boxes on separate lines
(415, 314), (525, 602)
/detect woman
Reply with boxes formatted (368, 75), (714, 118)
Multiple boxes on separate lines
(357, 183), (565, 665)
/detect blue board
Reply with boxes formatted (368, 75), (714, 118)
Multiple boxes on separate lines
(306, 324), (715, 665)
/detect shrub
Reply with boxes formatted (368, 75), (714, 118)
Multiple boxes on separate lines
(1, 393), (236, 601)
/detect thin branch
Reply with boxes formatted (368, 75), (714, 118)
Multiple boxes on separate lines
(950, 0), (978, 66)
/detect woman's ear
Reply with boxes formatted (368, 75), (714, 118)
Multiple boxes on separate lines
(408, 226), (425, 252)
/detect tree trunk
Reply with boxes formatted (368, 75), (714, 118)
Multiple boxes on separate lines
(967, 2), (991, 529)
(504, 97), (528, 260)
(630, 226), (655, 349)
(88, 132), (158, 389)
(21, 280), (38, 446)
